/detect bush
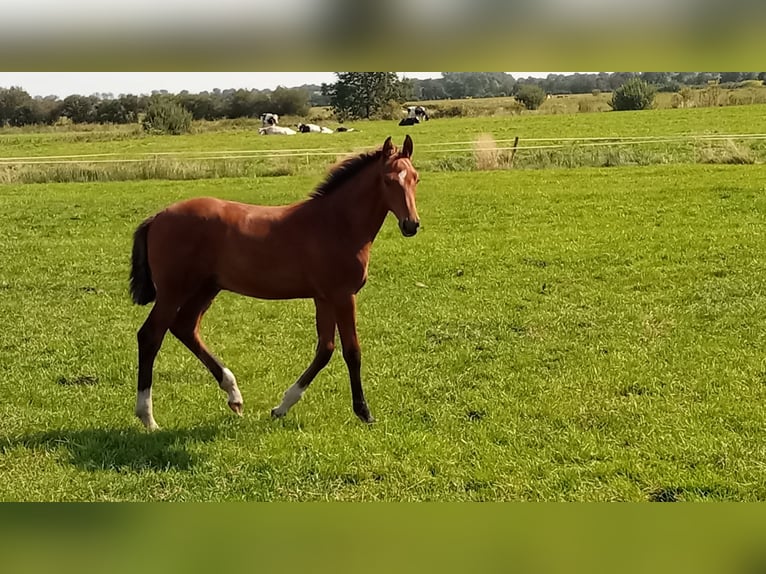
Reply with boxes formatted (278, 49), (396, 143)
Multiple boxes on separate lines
(515, 84), (546, 110)
(699, 83), (722, 107)
(698, 140), (755, 165)
(142, 99), (192, 135)
(377, 99), (402, 120)
(430, 104), (466, 118)
(609, 78), (656, 111)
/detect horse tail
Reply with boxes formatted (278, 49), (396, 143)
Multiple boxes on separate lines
(129, 216), (156, 305)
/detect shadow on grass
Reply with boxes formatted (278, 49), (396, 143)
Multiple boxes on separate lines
(7, 423), (222, 472)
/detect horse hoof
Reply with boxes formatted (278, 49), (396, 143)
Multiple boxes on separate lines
(228, 401), (244, 416)
(137, 415), (160, 431)
(354, 409), (375, 424)
(271, 407), (285, 419)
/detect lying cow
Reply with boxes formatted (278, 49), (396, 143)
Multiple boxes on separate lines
(258, 125), (296, 135)
(297, 123), (334, 134)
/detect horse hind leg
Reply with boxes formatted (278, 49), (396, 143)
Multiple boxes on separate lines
(272, 299), (336, 418)
(169, 284), (244, 415)
(136, 299), (179, 431)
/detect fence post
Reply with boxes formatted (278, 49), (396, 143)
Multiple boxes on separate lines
(509, 136), (520, 168)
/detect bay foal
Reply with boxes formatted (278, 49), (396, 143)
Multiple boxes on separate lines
(129, 136), (420, 430)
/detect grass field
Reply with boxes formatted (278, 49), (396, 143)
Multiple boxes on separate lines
(2, 104), (766, 184)
(2, 162), (766, 501)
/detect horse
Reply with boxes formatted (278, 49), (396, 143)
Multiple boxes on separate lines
(129, 135), (421, 431)
(335, 126), (355, 133)
(259, 125), (297, 135)
(399, 117), (420, 126)
(260, 113), (279, 127)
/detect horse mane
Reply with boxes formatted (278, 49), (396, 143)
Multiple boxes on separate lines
(310, 148), (385, 199)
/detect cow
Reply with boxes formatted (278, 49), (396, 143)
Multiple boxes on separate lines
(258, 125), (296, 135)
(260, 113), (279, 127)
(297, 123), (334, 134)
(405, 105), (429, 122)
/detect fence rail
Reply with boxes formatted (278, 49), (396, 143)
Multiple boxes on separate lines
(1, 133), (765, 166)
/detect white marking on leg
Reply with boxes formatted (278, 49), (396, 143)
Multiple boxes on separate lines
(135, 389), (159, 431)
(272, 382), (304, 417)
(220, 367), (243, 407)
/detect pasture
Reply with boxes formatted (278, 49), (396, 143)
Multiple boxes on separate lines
(3, 104), (766, 184)
(2, 161), (766, 501)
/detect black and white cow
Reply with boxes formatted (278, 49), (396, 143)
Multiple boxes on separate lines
(260, 113), (279, 127)
(405, 105), (429, 122)
(297, 123), (333, 134)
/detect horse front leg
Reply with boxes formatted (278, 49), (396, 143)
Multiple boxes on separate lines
(334, 294), (374, 424)
(271, 299), (336, 418)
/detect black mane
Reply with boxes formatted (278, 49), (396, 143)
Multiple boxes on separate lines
(310, 149), (384, 199)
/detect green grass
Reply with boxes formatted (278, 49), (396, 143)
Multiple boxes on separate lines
(2, 104), (766, 184)
(2, 164), (766, 500)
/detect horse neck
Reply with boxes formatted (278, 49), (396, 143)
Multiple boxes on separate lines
(318, 166), (388, 247)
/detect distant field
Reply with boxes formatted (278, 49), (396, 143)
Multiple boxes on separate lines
(2, 164), (766, 500)
(2, 103), (766, 184)
(413, 83), (766, 116)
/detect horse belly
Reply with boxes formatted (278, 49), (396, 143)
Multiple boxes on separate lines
(224, 272), (314, 300)
(216, 246), (315, 300)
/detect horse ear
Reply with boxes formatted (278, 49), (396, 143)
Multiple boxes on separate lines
(401, 134), (413, 158)
(382, 136), (395, 157)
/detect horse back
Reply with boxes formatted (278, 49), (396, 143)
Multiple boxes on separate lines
(146, 197), (319, 299)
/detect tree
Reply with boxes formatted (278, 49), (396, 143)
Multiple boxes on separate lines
(609, 78), (656, 111)
(10, 102), (45, 126)
(308, 85), (331, 107)
(416, 78), (448, 100)
(719, 72), (743, 84)
(0, 87), (34, 126)
(60, 94), (98, 123)
(225, 89), (270, 119)
(442, 73), (468, 99)
(96, 98), (136, 124)
(35, 96), (64, 125)
(142, 98), (192, 134)
(117, 94), (144, 120)
(514, 84), (546, 110)
(270, 86), (310, 116)
(325, 73), (406, 120)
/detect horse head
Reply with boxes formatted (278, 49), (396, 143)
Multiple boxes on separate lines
(379, 135), (420, 237)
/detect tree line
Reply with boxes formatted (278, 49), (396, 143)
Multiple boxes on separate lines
(2, 72), (765, 127)
(407, 72), (766, 101)
(320, 72), (766, 120)
(0, 86), (313, 127)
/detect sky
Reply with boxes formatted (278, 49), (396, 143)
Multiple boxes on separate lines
(0, 72), (550, 98)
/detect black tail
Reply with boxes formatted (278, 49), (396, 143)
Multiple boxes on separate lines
(129, 216), (156, 305)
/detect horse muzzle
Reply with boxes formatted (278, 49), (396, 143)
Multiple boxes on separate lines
(399, 219), (420, 237)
